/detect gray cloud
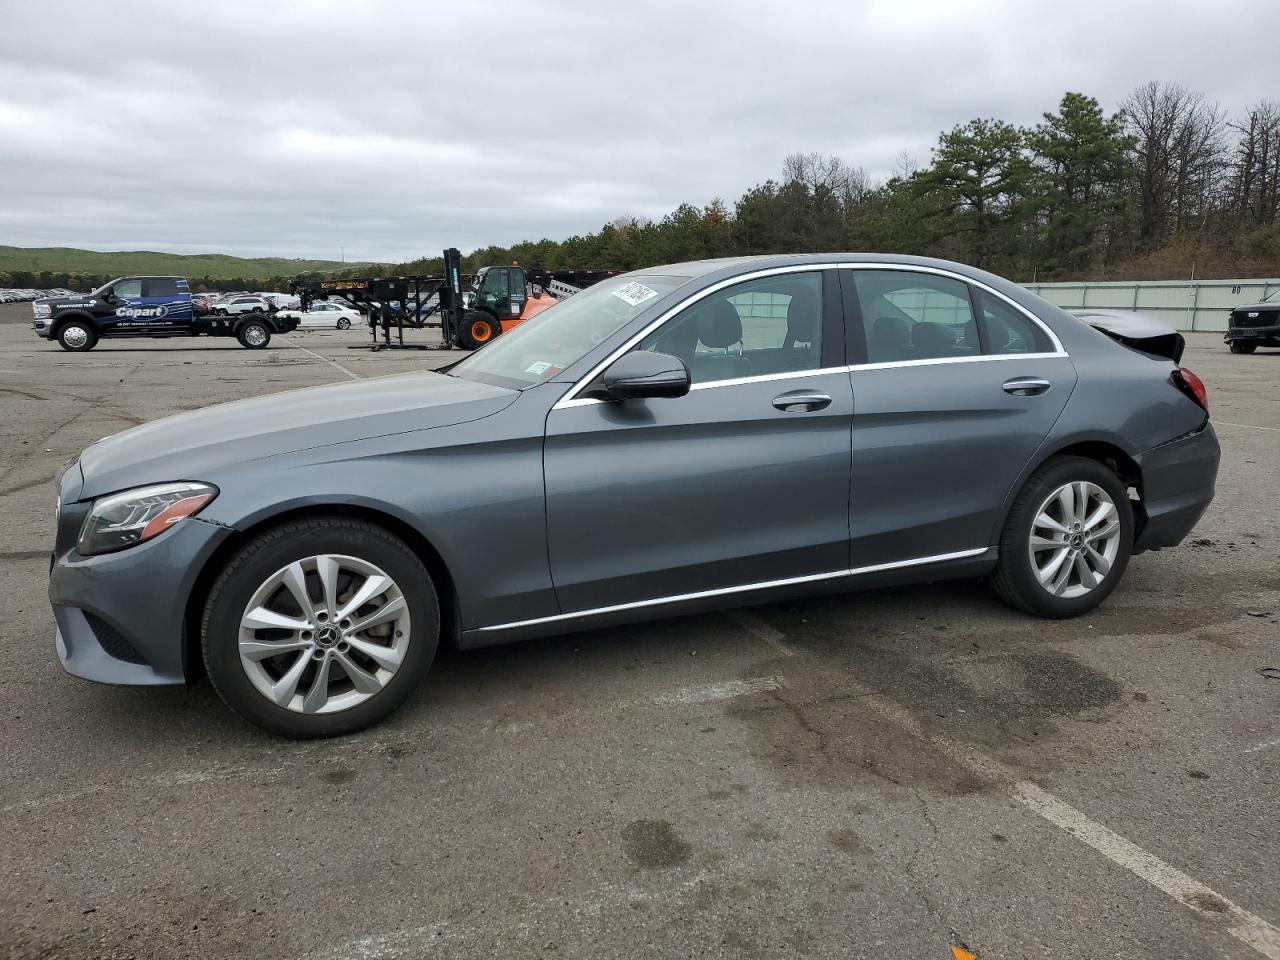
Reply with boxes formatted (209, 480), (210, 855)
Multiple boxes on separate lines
(2, 0), (1277, 262)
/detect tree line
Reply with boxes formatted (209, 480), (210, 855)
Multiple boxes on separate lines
(387, 83), (1280, 283)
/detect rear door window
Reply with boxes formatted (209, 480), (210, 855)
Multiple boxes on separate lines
(144, 278), (181, 297)
(853, 271), (978, 363)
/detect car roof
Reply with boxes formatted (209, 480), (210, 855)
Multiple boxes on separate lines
(630, 253), (1019, 286)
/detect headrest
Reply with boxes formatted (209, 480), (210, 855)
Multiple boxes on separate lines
(785, 286), (820, 344)
(699, 301), (743, 349)
(870, 315), (910, 343)
(911, 321), (956, 354)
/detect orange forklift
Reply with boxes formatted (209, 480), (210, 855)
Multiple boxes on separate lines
(459, 264), (616, 348)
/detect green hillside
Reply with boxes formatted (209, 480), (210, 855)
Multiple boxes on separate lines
(0, 246), (372, 280)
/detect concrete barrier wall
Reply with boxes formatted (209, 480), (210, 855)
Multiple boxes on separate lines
(1022, 278), (1280, 333)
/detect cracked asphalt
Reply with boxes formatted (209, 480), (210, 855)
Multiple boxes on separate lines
(1, 303), (1277, 960)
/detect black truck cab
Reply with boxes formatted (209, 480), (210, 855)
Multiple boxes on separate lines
(33, 276), (297, 351)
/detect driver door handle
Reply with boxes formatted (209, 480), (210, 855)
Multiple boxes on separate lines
(772, 390), (832, 412)
(1002, 377), (1051, 396)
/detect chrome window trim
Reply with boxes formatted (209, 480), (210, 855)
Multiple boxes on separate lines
(838, 261), (1067, 356)
(551, 261), (1069, 411)
(476, 547), (988, 632)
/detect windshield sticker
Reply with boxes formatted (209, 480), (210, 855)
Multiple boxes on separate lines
(525, 360), (554, 375)
(611, 282), (659, 307)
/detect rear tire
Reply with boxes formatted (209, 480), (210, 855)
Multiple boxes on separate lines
(989, 455), (1133, 618)
(56, 320), (97, 352)
(237, 320), (271, 349)
(201, 517), (439, 738)
(459, 312), (499, 350)
(1229, 341), (1257, 354)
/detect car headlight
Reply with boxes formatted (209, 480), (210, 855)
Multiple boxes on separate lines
(77, 482), (218, 556)
(33, 303), (50, 319)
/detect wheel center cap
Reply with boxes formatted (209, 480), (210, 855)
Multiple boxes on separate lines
(315, 625), (339, 647)
(1070, 534), (1084, 549)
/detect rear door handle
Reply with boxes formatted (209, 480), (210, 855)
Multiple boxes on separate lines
(1002, 377), (1051, 396)
(772, 390), (832, 412)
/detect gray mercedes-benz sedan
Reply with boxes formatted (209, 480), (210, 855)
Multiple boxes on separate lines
(49, 255), (1219, 737)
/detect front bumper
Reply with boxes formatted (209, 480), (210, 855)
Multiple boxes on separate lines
(49, 516), (234, 685)
(1132, 421), (1220, 552)
(31, 318), (53, 339)
(1224, 322), (1280, 342)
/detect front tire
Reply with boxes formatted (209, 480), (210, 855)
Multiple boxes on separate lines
(201, 517), (440, 738)
(1229, 341), (1257, 354)
(56, 320), (97, 352)
(459, 312), (499, 350)
(989, 455), (1133, 618)
(237, 320), (271, 349)
(337, 317), (351, 330)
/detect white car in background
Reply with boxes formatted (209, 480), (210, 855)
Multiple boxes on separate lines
(214, 296), (271, 317)
(275, 301), (363, 330)
(260, 292), (301, 311)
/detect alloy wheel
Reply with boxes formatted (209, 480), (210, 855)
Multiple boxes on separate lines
(243, 324), (268, 347)
(1028, 481), (1122, 598)
(237, 554), (411, 714)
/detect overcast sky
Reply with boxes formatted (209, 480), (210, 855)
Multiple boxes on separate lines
(2, 0), (1278, 264)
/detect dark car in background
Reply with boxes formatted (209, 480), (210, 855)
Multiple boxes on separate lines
(1225, 288), (1280, 353)
(48, 254), (1219, 738)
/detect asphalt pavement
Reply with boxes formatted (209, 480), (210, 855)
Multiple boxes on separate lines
(1, 303), (1277, 960)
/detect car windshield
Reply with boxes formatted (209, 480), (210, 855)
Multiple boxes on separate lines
(450, 274), (689, 389)
(1264, 289), (1280, 303)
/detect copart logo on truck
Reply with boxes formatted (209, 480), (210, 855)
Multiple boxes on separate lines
(115, 305), (168, 319)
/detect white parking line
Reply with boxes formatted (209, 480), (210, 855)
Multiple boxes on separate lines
(729, 609), (1280, 959)
(1244, 736), (1280, 755)
(724, 608), (798, 656)
(278, 335), (362, 381)
(655, 676), (785, 705)
(1215, 420), (1280, 433)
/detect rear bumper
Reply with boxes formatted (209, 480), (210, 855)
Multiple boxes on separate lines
(1133, 422), (1219, 552)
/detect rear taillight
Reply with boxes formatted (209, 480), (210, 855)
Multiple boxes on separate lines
(1173, 367), (1208, 413)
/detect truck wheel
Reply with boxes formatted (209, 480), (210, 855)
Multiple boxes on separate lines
(1229, 341), (1257, 354)
(238, 321), (271, 349)
(459, 312), (499, 350)
(200, 516), (439, 738)
(57, 321), (97, 352)
(337, 318), (351, 330)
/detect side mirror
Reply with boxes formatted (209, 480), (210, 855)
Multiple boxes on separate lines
(597, 351), (690, 401)
(102, 290), (117, 304)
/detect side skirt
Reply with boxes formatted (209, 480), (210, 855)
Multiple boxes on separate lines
(458, 547), (997, 649)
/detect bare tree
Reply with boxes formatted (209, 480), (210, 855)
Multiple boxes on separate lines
(1120, 81), (1229, 248)
(1228, 101), (1280, 224)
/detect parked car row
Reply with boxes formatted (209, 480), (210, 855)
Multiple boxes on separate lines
(2, 287), (77, 303)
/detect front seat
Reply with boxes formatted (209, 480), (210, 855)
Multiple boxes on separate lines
(868, 315), (911, 362)
(780, 286), (820, 370)
(695, 301), (751, 381)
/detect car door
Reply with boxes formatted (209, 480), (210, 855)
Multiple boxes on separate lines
(843, 266), (1077, 570)
(103, 278), (145, 337)
(543, 267), (852, 613)
(141, 277), (192, 335)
